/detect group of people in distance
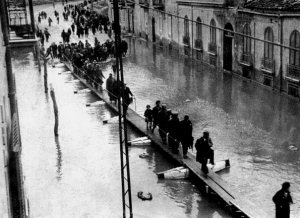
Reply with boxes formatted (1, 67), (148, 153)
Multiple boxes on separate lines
(143, 101), (214, 174)
(106, 73), (133, 114)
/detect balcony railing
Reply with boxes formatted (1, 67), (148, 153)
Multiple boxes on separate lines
(139, 0), (150, 7)
(287, 64), (300, 80)
(240, 53), (252, 65)
(194, 39), (203, 50)
(224, 0), (235, 7)
(153, 0), (164, 10)
(208, 42), (217, 54)
(119, 0), (134, 7)
(183, 36), (190, 46)
(6, 0), (35, 40)
(261, 57), (274, 72)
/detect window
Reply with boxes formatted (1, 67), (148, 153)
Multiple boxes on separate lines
(196, 17), (202, 40)
(210, 19), (216, 44)
(184, 15), (189, 37)
(289, 30), (300, 66)
(243, 24), (251, 54)
(264, 27), (274, 60)
(0, 106), (4, 123)
(1, 126), (6, 146)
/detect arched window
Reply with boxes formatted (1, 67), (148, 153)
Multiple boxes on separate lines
(264, 27), (274, 60)
(184, 15), (189, 37)
(210, 19), (216, 44)
(196, 17), (202, 40)
(243, 24), (251, 54)
(290, 30), (300, 66)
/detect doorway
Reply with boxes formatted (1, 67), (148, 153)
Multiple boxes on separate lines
(223, 23), (234, 71)
(152, 17), (156, 42)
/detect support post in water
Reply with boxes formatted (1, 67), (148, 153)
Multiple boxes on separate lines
(37, 43), (41, 72)
(50, 84), (59, 136)
(44, 57), (48, 93)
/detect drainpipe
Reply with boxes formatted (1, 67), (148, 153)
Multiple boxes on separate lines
(279, 15), (283, 92)
(191, 5), (194, 59)
(28, 0), (36, 35)
(253, 21), (256, 81)
(0, 1), (26, 217)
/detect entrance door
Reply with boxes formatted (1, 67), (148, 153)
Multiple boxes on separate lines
(223, 23), (234, 71)
(152, 17), (156, 42)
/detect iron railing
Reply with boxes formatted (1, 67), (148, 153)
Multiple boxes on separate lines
(261, 57), (274, 72)
(139, 0), (149, 7)
(183, 36), (190, 45)
(153, 0), (164, 10)
(194, 39), (203, 50)
(241, 53), (252, 65)
(208, 42), (217, 54)
(287, 64), (300, 79)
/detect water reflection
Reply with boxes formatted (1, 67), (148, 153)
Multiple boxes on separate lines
(55, 136), (62, 181)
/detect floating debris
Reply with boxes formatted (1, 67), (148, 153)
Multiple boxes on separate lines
(137, 191), (152, 201)
(139, 153), (149, 158)
(86, 101), (105, 107)
(74, 88), (91, 94)
(288, 145), (298, 151)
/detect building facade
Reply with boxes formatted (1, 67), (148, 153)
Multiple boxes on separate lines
(108, 0), (300, 98)
(0, 0), (36, 217)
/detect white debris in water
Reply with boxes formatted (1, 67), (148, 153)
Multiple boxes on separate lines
(288, 145), (298, 151)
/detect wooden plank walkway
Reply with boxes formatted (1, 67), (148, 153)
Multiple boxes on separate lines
(63, 61), (269, 218)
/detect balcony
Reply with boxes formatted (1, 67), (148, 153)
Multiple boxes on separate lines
(224, 0), (235, 7)
(240, 53), (252, 66)
(119, 0), (134, 8)
(261, 57), (274, 74)
(4, 0), (37, 46)
(183, 36), (190, 46)
(194, 39), (203, 50)
(153, 0), (164, 10)
(287, 64), (300, 80)
(208, 42), (217, 55)
(139, 0), (150, 7)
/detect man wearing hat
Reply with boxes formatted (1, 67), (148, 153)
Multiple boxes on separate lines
(180, 115), (193, 158)
(273, 182), (293, 218)
(195, 131), (215, 174)
(158, 104), (169, 144)
(168, 112), (181, 154)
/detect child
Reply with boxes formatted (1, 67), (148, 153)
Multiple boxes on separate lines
(144, 105), (153, 130)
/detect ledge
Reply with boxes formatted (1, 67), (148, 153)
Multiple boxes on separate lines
(193, 47), (203, 52)
(260, 67), (274, 75)
(285, 76), (300, 83)
(208, 51), (217, 56)
(239, 61), (251, 67)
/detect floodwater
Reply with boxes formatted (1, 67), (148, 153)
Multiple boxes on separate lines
(13, 1), (300, 217)
(13, 47), (231, 218)
(112, 38), (300, 217)
(11, 3), (231, 218)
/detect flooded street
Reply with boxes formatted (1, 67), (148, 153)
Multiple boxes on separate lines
(13, 47), (230, 218)
(11, 3), (231, 218)
(117, 39), (300, 217)
(12, 1), (300, 217)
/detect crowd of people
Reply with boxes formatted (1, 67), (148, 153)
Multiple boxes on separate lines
(143, 100), (215, 174)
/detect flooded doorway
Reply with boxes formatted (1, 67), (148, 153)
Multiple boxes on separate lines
(152, 17), (156, 42)
(223, 23), (234, 71)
